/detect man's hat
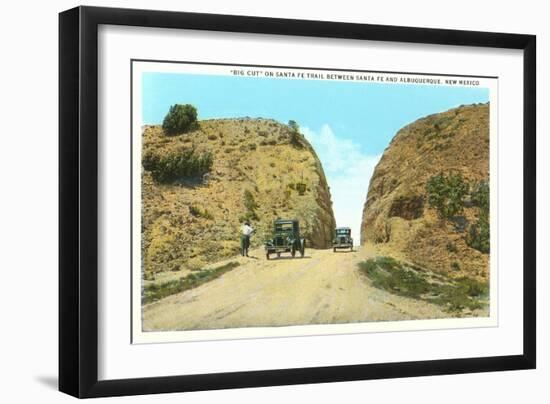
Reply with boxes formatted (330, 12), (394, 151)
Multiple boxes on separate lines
(245, 221), (250, 225)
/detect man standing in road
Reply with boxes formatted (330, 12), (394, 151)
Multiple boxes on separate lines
(240, 221), (255, 257)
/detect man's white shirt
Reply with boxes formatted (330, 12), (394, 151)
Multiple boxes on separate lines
(241, 224), (254, 236)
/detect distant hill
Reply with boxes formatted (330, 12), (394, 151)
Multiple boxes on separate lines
(142, 118), (336, 274)
(361, 103), (490, 280)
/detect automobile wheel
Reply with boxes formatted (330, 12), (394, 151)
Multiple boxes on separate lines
(266, 252), (270, 260)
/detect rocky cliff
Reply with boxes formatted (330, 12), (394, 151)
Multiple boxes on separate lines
(142, 118), (336, 274)
(361, 103), (490, 280)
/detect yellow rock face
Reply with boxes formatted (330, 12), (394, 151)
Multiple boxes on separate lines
(141, 118), (335, 274)
(361, 103), (490, 280)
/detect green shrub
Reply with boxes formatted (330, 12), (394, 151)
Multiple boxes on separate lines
(162, 104), (198, 135)
(143, 261), (239, 304)
(288, 120), (303, 148)
(358, 257), (430, 299)
(471, 180), (490, 214)
(296, 182), (306, 195)
(288, 120), (299, 132)
(455, 276), (489, 297)
(142, 148), (213, 183)
(358, 257), (488, 313)
(244, 190), (258, 212)
(426, 174), (490, 253)
(426, 173), (468, 219)
(241, 190), (259, 221)
(467, 180), (490, 254)
(467, 215), (490, 253)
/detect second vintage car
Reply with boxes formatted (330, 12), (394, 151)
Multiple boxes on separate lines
(333, 227), (353, 252)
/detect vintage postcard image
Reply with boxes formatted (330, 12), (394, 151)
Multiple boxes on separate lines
(131, 61), (497, 343)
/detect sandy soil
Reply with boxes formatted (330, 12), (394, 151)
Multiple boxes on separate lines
(142, 245), (451, 331)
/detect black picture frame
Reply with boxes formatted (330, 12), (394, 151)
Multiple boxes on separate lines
(59, 5), (536, 398)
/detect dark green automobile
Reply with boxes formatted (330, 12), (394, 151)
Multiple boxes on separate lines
(265, 219), (305, 259)
(333, 227), (353, 252)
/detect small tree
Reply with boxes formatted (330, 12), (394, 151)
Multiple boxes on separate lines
(162, 104), (198, 135)
(288, 120), (302, 148)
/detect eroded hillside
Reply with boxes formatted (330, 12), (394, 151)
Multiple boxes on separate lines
(361, 103), (490, 280)
(142, 118), (335, 274)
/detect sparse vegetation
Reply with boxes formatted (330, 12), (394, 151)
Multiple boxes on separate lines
(189, 205), (213, 220)
(426, 172), (468, 219)
(243, 189), (257, 211)
(240, 189), (259, 222)
(186, 257), (205, 271)
(142, 148), (213, 183)
(162, 104), (198, 135)
(467, 180), (490, 253)
(471, 180), (490, 212)
(467, 215), (490, 253)
(446, 242), (458, 253)
(143, 261), (240, 304)
(426, 174), (490, 253)
(358, 257), (488, 313)
(359, 257), (430, 299)
(141, 118), (335, 275)
(431, 276), (488, 312)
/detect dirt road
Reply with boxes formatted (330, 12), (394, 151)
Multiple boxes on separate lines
(143, 245), (450, 331)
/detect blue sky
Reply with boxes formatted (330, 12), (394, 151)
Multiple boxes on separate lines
(142, 72), (489, 242)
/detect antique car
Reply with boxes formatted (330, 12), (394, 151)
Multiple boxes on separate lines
(265, 219), (306, 259)
(333, 227), (353, 252)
